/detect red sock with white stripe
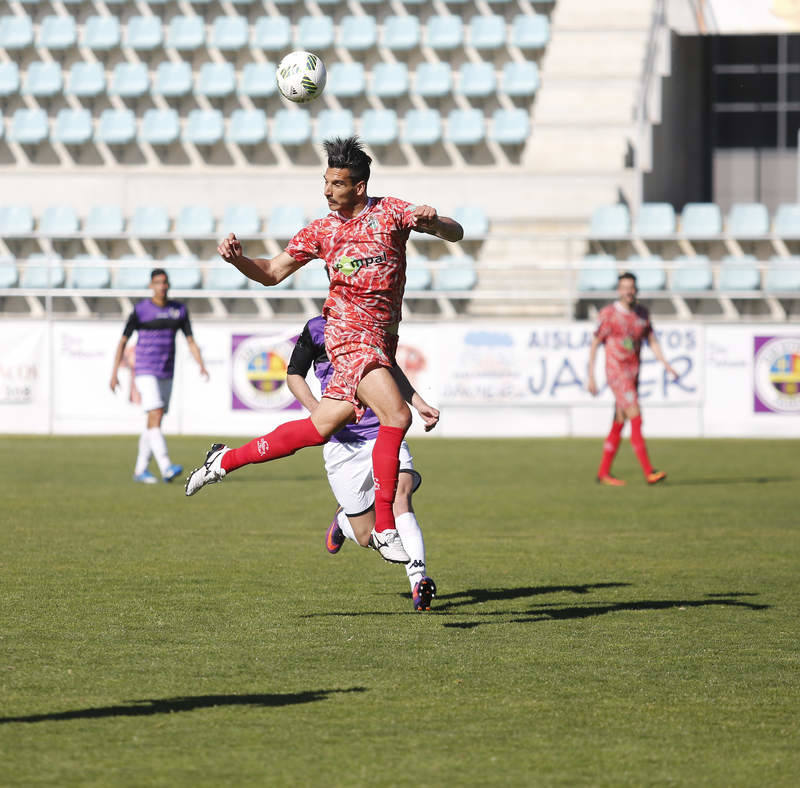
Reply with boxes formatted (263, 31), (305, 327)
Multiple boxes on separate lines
(221, 418), (326, 473)
(372, 425), (406, 533)
(630, 415), (654, 476)
(598, 420), (624, 478)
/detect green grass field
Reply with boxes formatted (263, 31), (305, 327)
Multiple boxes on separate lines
(1, 435), (798, 786)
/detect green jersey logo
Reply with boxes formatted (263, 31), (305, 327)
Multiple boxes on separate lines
(334, 252), (387, 277)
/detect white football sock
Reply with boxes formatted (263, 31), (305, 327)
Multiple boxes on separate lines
(395, 511), (426, 590)
(134, 431), (151, 476)
(337, 510), (360, 545)
(146, 426), (172, 476)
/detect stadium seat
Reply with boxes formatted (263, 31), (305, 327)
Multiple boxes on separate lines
(414, 62), (452, 98)
(590, 204), (631, 238)
(635, 202), (676, 237)
(577, 254), (617, 291)
(140, 108), (180, 145)
(239, 62), (277, 97)
(718, 255), (761, 290)
(83, 16), (121, 50)
(24, 61), (63, 98)
(223, 204), (260, 236)
(295, 16), (335, 50)
(228, 109), (268, 145)
(626, 255), (667, 291)
(0, 63), (19, 96)
(153, 61), (193, 97)
(66, 62), (105, 98)
(39, 205), (79, 235)
(426, 15), (463, 50)
(211, 16), (248, 50)
(0, 16), (34, 50)
(327, 62), (366, 98)
(680, 203), (722, 237)
(446, 108), (485, 145)
(85, 204), (124, 236)
(371, 62), (409, 98)
(453, 205), (489, 239)
(434, 255), (478, 291)
(360, 109), (398, 146)
(206, 265), (247, 290)
(252, 16), (291, 51)
(0, 204), (34, 235)
(501, 61), (540, 97)
(273, 109), (311, 145)
(70, 255), (111, 289)
(295, 261), (329, 291)
(727, 202), (769, 237)
(469, 14), (506, 50)
(166, 16), (205, 51)
(0, 259), (18, 288)
(511, 14), (550, 49)
(405, 257), (433, 291)
(52, 109), (92, 145)
(267, 204), (305, 239)
(125, 16), (163, 51)
(490, 108), (530, 144)
(21, 254), (66, 289)
(38, 15), (77, 49)
(339, 15), (377, 50)
(403, 109), (442, 146)
(9, 108), (49, 145)
(229, 0), (255, 6)
(671, 255), (713, 290)
(176, 205), (215, 236)
(458, 62), (496, 98)
(164, 256), (202, 289)
(96, 109), (136, 145)
(765, 256), (800, 291)
(382, 16), (420, 51)
(184, 110), (224, 145)
(773, 204), (800, 237)
(116, 257), (154, 289)
(109, 63), (149, 98)
(130, 205), (170, 236)
(314, 109), (354, 143)
(196, 62), (236, 98)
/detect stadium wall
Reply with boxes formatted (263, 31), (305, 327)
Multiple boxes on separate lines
(1, 320), (798, 439)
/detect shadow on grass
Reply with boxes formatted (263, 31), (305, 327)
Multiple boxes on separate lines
(665, 475), (798, 487)
(0, 687), (367, 725)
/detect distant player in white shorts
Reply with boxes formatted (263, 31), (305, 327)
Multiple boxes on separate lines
(286, 314), (439, 611)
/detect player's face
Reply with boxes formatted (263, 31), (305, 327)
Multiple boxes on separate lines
(323, 167), (366, 216)
(150, 274), (169, 301)
(618, 277), (637, 306)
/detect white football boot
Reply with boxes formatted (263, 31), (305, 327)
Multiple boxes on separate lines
(185, 443), (229, 496)
(369, 528), (410, 564)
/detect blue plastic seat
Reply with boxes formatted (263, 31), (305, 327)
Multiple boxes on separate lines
(184, 109), (224, 145)
(239, 62), (277, 97)
(110, 62), (149, 98)
(360, 109), (398, 146)
(577, 254), (617, 291)
(21, 255), (66, 289)
(765, 256), (800, 291)
(511, 14), (549, 49)
(727, 202), (769, 237)
(327, 62), (365, 98)
(125, 16), (163, 50)
(426, 15), (463, 50)
(206, 265), (247, 290)
(295, 261), (330, 291)
(773, 204), (800, 237)
(635, 202), (676, 237)
(405, 257), (432, 291)
(0, 16), (34, 49)
(414, 62), (452, 98)
(130, 205), (170, 236)
(83, 16), (120, 50)
(24, 61), (62, 97)
(590, 204), (631, 238)
(680, 203), (722, 237)
(66, 62), (105, 97)
(0, 204), (34, 235)
(371, 62), (408, 99)
(403, 109), (442, 146)
(671, 255), (713, 290)
(228, 109), (267, 145)
(501, 61), (540, 97)
(314, 109), (354, 143)
(96, 109), (136, 144)
(453, 205), (489, 239)
(116, 257), (155, 289)
(70, 255), (111, 289)
(52, 109), (91, 145)
(10, 108), (49, 144)
(0, 259), (18, 288)
(166, 16), (205, 50)
(86, 204), (124, 235)
(252, 16), (291, 51)
(211, 15), (248, 50)
(0, 63), (19, 96)
(267, 204), (305, 239)
(140, 108), (180, 145)
(153, 61), (193, 97)
(228, 0), (255, 5)
(490, 108), (530, 144)
(434, 255), (478, 291)
(626, 255), (667, 291)
(382, 16), (420, 51)
(295, 16), (334, 50)
(196, 62), (236, 97)
(458, 61), (496, 98)
(176, 204), (215, 236)
(719, 254), (760, 290)
(164, 256), (202, 289)
(223, 204), (260, 236)
(38, 15), (77, 49)
(40, 205), (79, 235)
(339, 15), (377, 50)
(469, 14), (506, 50)
(446, 108), (485, 145)
(272, 109), (311, 145)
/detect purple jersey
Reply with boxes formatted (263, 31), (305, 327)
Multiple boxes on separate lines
(123, 299), (192, 379)
(287, 315), (380, 443)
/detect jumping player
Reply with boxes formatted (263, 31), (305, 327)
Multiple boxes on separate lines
(185, 137), (463, 562)
(587, 272), (677, 486)
(286, 314), (438, 611)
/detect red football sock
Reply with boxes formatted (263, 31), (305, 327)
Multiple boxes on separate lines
(630, 415), (654, 476)
(598, 420), (624, 478)
(221, 418), (326, 473)
(372, 425), (406, 533)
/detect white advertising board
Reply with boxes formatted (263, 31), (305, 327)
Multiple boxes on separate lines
(0, 321), (50, 434)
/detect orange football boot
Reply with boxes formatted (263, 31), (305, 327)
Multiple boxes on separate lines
(646, 470), (667, 485)
(597, 474), (626, 486)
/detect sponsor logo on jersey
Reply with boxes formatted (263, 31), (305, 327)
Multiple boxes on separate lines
(334, 251), (387, 277)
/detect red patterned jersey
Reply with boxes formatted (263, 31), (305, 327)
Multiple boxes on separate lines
(595, 302), (652, 375)
(286, 196), (418, 330)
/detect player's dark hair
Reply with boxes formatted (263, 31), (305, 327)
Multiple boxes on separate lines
(151, 268), (168, 282)
(618, 271), (637, 286)
(323, 136), (371, 185)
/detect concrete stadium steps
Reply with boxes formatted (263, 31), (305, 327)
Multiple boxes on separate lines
(533, 79), (639, 126)
(551, 0), (655, 31)
(524, 127), (630, 173)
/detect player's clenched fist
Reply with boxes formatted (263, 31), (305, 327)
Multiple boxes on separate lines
(218, 233), (243, 263)
(412, 205), (439, 233)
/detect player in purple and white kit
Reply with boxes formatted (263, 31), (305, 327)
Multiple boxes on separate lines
(110, 268), (209, 483)
(287, 315), (439, 611)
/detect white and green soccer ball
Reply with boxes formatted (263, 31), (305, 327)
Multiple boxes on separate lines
(276, 51), (327, 104)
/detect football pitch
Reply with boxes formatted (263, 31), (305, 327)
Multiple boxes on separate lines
(1, 435), (798, 786)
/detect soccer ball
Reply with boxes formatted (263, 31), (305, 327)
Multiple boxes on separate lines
(276, 51), (327, 104)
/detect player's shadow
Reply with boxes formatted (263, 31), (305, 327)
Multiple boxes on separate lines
(0, 687), (366, 725)
(666, 475), (798, 487)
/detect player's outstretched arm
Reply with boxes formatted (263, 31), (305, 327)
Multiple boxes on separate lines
(217, 233), (305, 286)
(411, 206), (464, 242)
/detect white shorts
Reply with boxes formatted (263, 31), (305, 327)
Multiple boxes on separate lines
(323, 438), (421, 517)
(135, 374), (173, 414)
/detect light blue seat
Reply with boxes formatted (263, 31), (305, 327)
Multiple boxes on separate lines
(627, 255), (667, 291)
(206, 265), (247, 290)
(40, 204), (79, 235)
(24, 61), (62, 97)
(130, 205), (170, 236)
(228, 108), (267, 145)
(140, 108), (180, 145)
(38, 15), (77, 49)
(86, 204), (124, 235)
(339, 15), (377, 50)
(21, 255), (66, 289)
(0, 259), (18, 288)
(414, 62), (452, 98)
(125, 16), (163, 50)
(426, 15), (463, 50)
(295, 16), (334, 50)
(211, 15), (248, 50)
(360, 109), (398, 146)
(453, 205), (489, 239)
(176, 204), (215, 236)
(83, 16), (120, 50)
(458, 61), (496, 98)
(184, 109), (224, 145)
(0, 16), (34, 49)
(267, 204), (305, 239)
(0, 63), (19, 96)
(327, 62), (365, 98)
(382, 16), (420, 51)
(446, 108), (485, 145)
(469, 14), (506, 50)
(295, 261), (329, 291)
(223, 204), (260, 236)
(239, 62), (277, 97)
(314, 109), (354, 143)
(371, 62), (408, 98)
(511, 14), (549, 49)
(490, 108), (530, 144)
(405, 257), (432, 291)
(590, 204), (630, 238)
(70, 255), (111, 289)
(635, 202), (676, 237)
(671, 255), (713, 291)
(435, 255), (478, 291)
(110, 62), (149, 98)
(0, 205), (34, 234)
(272, 109), (311, 145)
(164, 255), (202, 289)
(10, 108), (49, 144)
(680, 203), (722, 237)
(773, 204), (800, 238)
(403, 109), (442, 146)
(115, 257), (154, 289)
(96, 109), (136, 144)
(66, 62), (105, 97)
(719, 254), (760, 291)
(727, 202), (769, 237)
(196, 62), (236, 97)
(252, 16), (291, 51)
(153, 61), (193, 97)
(577, 254), (617, 291)
(501, 61), (539, 96)
(166, 16), (205, 50)
(765, 256), (800, 291)
(400, 0), (426, 4)
(53, 109), (92, 145)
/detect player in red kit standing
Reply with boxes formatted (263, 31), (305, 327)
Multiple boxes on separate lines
(587, 272), (677, 486)
(185, 136), (463, 562)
